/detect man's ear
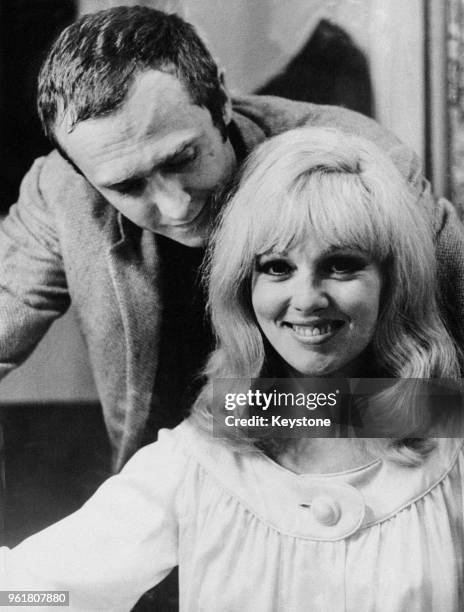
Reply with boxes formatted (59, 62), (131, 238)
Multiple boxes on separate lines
(218, 68), (233, 126)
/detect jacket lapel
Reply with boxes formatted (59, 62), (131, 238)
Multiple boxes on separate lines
(106, 213), (161, 466)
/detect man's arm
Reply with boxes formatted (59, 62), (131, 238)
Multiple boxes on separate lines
(0, 157), (70, 380)
(432, 196), (464, 347)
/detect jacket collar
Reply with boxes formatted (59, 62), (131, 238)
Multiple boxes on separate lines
(231, 109), (266, 157)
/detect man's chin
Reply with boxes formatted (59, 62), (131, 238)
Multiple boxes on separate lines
(152, 224), (208, 247)
(151, 201), (213, 246)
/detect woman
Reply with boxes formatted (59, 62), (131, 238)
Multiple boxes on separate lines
(2, 127), (463, 611)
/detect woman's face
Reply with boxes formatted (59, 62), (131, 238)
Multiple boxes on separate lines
(251, 230), (382, 377)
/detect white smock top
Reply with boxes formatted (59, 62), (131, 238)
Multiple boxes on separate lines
(2, 419), (463, 611)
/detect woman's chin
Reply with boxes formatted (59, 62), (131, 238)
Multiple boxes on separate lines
(288, 356), (369, 379)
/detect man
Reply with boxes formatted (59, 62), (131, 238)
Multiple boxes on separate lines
(1, 6), (463, 471)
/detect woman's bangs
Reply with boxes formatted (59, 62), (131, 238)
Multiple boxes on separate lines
(297, 172), (392, 260)
(246, 184), (314, 256)
(243, 165), (394, 263)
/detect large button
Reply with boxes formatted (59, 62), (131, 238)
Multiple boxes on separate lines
(282, 480), (365, 539)
(311, 496), (341, 526)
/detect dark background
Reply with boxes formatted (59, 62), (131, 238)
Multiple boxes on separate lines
(0, 0), (76, 210)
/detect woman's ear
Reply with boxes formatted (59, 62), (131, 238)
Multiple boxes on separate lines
(218, 68), (233, 126)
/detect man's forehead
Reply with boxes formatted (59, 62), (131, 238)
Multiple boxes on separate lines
(64, 71), (196, 131)
(55, 70), (209, 181)
(60, 69), (194, 129)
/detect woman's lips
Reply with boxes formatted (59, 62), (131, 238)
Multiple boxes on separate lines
(283, 320), (345, 344)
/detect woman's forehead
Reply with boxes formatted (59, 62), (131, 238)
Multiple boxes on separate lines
(250, 212), (385, 261)
(255, 237), (369, 258)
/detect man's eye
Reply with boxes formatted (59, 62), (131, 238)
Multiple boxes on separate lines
(256, 259), (292, 276)
(163, 148), (198, 172)
(326, 255), (367, 276)
(113, 178), (145, 195)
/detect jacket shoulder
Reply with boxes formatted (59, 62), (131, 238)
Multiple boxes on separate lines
(232, 94), (403, 147)
(22, 150), (111, 228)
(37, 150), (96, 202)
(231, 94), (421, 184)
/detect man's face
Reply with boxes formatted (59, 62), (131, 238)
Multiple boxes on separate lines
(56, 70), (237, 246)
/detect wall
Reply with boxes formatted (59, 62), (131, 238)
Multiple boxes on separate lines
(0, 308), (97, 402)
(79, 0), (426, 157)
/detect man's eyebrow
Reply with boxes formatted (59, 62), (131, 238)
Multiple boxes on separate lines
(99, 137), (199, 188)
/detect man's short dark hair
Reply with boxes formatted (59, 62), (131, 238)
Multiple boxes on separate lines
(37, 6), (228, 142)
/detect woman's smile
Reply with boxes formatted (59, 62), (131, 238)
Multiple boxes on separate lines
(282, 319), (346, 344)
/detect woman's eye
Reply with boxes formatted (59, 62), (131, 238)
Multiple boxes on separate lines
(257, 259), (292, 276)
(326, 255), (367, 276)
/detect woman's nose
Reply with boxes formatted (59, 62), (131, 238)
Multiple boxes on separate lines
(291, 275), (330, 312)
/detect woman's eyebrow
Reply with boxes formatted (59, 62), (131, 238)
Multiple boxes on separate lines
(256, 250), (289, 258)
(322, 245), (367, 256)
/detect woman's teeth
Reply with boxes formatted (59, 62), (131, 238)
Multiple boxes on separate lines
(290, 322), (341, 337)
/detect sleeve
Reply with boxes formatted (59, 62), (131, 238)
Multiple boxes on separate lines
(393, 167), (464, 349)
(0, 157), (70, 380)
(353, 115), (464, 349)
(0, 429), (183, 611)
(432, 196), (464, 347)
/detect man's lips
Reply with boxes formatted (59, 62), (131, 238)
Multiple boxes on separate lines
(159, 210), (204, 228)
(282, 320), (345, 344)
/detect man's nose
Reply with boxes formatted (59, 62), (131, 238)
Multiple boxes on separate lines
(291, 274), (330, 312)
(147, 175), (191, 221)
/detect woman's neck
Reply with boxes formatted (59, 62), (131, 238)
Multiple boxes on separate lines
(276, 438), (378, 474)
(262, 346), (385, 473)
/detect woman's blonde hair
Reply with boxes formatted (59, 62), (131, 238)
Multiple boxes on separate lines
(192, 127), (461, 463)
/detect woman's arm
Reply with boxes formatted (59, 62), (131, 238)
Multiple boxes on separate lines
(1, 429), (183, 611)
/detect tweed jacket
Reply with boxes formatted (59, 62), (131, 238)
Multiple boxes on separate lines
(1, 95), (463, 470)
